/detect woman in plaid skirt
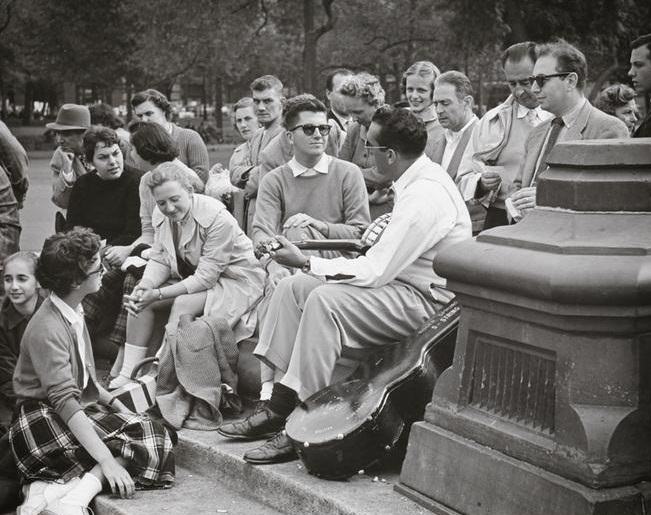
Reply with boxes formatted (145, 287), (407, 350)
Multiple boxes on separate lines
(9, 228), (174, 515)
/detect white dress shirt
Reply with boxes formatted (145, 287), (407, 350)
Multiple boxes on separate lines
(441, 115), (479, 170)
(517, 103), (552, 126)
(287, 154), (332, 177)
(50, 293), (89, 388)
(310, 154), (472, 301)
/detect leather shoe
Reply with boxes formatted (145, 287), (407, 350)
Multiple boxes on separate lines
(244, 431), (297, 464)
(218, 406), (285, 441)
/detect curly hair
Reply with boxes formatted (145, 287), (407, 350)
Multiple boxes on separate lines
(129, 121), (179, 165)
(339, 73), (386, 107)
(89, 104), (125, 130)
(146, 161), (193, 193)
(36, 227), (101, 297)
(401, 61), (440, 98)
(82, 126), (121, 163)
(282, 94), (327, 129)
(595, 84), (636, 115)
(130, 89), (172, 118)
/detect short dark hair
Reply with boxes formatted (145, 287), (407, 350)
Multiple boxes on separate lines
(435, 71), (474, 100)
(250, 75), (283, 93)
(595, 83), (637, 115)
(371, 105), (427, 158)
(501, 41), (537, 68)
(36, 227), (101, 297)
(631, 34), (651, 55)
(130, 89), (172, 118)
(326, 68), (353, 92)
(282, 94), (327, 129)
(89, 104), (124, 130)
(129, 121), (179, 165)
(536, 40), (587, 90)
(83, 126), (121, 162)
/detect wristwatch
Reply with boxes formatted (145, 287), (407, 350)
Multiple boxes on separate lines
(301, 258), (311, 274)
(157, 288), (163, 301)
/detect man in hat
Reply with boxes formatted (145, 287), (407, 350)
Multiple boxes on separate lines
(47, 103), (92, 210)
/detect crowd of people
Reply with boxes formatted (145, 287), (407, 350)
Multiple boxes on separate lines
(0, 33), (648, 514)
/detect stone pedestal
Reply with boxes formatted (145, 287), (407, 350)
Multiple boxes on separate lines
(397, 139), (651, 515)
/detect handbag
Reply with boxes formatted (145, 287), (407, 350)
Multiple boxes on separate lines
(109, 356), (158, 413)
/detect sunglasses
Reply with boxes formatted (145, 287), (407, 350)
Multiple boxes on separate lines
(529, 72), (571, 88)
(290, 124), (331, 136)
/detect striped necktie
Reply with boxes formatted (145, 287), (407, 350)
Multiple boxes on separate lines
(532, 117), (564, 186)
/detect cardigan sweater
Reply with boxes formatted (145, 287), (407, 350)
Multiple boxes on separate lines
(170, 123), (210, 185)
(66, 168), (142, 246)
(13, 297), (99, 423)
(251, 157), (370, 245)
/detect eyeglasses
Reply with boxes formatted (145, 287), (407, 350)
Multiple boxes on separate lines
(87, 262), (105, 278)
(289, 124), (331, 136)
(529, 73), (571, 88)
(506, 78), (534, 88)
(364, 141), (389, 151)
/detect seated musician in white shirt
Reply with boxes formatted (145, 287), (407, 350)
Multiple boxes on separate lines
(218, 106), (472, 465)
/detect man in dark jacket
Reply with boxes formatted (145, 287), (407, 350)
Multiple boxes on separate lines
(629, 34), (651, 137)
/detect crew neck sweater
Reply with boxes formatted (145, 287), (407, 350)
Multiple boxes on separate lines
(66, 168), (142, 246)
(251, 157), (370, 245)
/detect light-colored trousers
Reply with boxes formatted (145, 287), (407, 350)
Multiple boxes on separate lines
(254, 273), (440, 401)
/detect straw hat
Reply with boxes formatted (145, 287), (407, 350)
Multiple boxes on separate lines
(46, 104), (91, 131)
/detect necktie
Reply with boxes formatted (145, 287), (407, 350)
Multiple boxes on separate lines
(531, 117), (564, 186)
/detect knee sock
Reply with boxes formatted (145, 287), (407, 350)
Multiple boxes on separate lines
(59, 473), (102, 507)
(268, 383), (298, 418)
(109, 345), (125, 377)
(117, 343), (147, 378)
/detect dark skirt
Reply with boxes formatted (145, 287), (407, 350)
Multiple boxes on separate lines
(9, 400), (174, 487)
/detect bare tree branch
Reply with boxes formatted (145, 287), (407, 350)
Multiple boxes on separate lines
(0, 0), (15, 34)
(251, 0), (269, 38)
(378, 37), (438, 53)
(314, 0), (336, 40)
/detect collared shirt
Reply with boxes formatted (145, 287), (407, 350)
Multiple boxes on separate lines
(310, 154), (472, 300)
(441, 115), (479, 170)
(417, 105), (438, 124)
(516, 103), (551, 126)
(287, 154), (332, 177)
(49, 293), (88, 388)
(533, 97), (587, 178)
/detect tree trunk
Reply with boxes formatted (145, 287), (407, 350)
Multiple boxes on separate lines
(503, 0), (528, 47)
(214, 74), (223, 130)
(303, 0), (317, 94)
(22, 81), (33, 125)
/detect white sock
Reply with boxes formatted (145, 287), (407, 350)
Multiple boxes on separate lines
(59, 473), (102, 506)
(118, 343), (147, 379)
(259, 380), (274, 401)
(110, 345), (125, 377)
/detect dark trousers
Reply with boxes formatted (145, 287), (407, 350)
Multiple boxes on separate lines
(482, 206), (509, 231)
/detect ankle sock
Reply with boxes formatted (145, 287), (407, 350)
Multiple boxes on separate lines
(259, 381), (274, 401)
(268, 383), (298, 418)
(59, 473), (102, 506)
(109, 345), (125, 377)
(117, 343), (147, 379)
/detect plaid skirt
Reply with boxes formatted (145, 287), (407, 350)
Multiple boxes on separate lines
(9, 401), (175, 487)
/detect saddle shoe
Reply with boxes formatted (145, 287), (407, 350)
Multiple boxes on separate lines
(17, 478), (79, 515)
(218, 405), (285, 441)
(39, 499), (94, 515)
(243, 431), (298, 465)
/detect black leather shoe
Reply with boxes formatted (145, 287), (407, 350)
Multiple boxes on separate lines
(244, 431), (297, 464)
(218, 406), (285, 441)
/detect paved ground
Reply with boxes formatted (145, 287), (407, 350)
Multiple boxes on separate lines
(20, 146), (236, 252)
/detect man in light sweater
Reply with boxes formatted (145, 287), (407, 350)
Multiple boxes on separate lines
(219, 106), (471, 465)
(252, 94), (370, 287)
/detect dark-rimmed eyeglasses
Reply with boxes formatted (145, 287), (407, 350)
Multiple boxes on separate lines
(364, 141), (390, 151)
(289, 124), (331, 136)
(87, 262), (105, 278)
(530, 73), (571, 88)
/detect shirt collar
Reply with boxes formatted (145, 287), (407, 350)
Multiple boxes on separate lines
(560, 96), (587, 129)
(50, 292), (84, 326)
(331, 110), (351, 128)
(516, 103), (544, 119)
(288, 154), (331, 177)
(444, 114), (478, 143)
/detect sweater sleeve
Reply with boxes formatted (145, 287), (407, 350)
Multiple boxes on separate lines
(65, 176), (86, 230)
(24, 326), (84, 423)
(51, 148), (76, 209)
(182, 129), (210, 184)
(110, 174), (141, 246)
(0, 326), (18, 400)
(251, 171), (284, 246)
(139, 177), (155, 245)
(323, 164), (370, 239)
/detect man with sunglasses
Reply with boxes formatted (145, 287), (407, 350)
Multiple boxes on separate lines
(251, 94), (370, 287)
(509, 41), (628, 219)
(456, 42), (552, 230)
(219, 106), (471, 465)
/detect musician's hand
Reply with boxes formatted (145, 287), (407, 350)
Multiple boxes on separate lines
(269, 235), (309, 269)
(267, 261), (291, 286)
(479, 170), (502, 192)
(283, 213), (327, 235)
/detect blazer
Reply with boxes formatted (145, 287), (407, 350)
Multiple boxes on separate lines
(513, 100), (629, 190)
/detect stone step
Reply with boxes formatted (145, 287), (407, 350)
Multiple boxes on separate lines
(93, 465), (282, 515)
(174, 428), (430, 515)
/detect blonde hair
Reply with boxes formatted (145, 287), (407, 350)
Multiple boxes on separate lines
(3, 251), (38, 274)
(339, 73), (386, 107)
(401, 61), (440, 98)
